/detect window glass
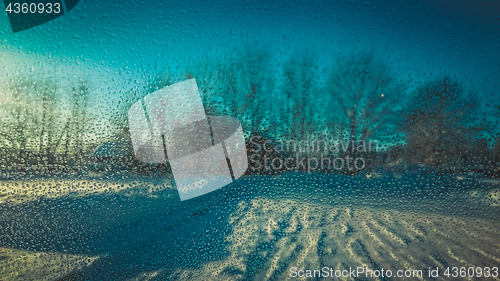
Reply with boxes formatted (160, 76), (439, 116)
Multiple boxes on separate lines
(0, 0), (499, 280)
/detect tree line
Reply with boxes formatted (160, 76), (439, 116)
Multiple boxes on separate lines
(0, 48), (497, 178)
(0, 74), (94, 175)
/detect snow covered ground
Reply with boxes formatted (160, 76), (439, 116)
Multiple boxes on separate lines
(0, 172), (499, 280)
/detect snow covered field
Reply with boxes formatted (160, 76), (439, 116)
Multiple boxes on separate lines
(0, 172), (499, 280)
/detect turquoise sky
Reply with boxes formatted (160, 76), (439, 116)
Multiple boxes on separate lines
(0, 0), (499, 120)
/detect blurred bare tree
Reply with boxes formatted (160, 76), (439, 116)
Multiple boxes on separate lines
(186, 45), (277, 136)
(0, 75), (94, 171)
(403, 77), (480, 167)
(281, 52), (318, 141)
(325, 53), (404, 163)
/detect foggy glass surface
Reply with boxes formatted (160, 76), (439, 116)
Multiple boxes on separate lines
(0, 0), (499, 280)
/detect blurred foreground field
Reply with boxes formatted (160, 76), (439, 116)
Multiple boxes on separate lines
(173, 197), (500, 280)
(0, 174), (499, 280)
(0, 247), (98, 281)
(0, 178), (175, 205)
